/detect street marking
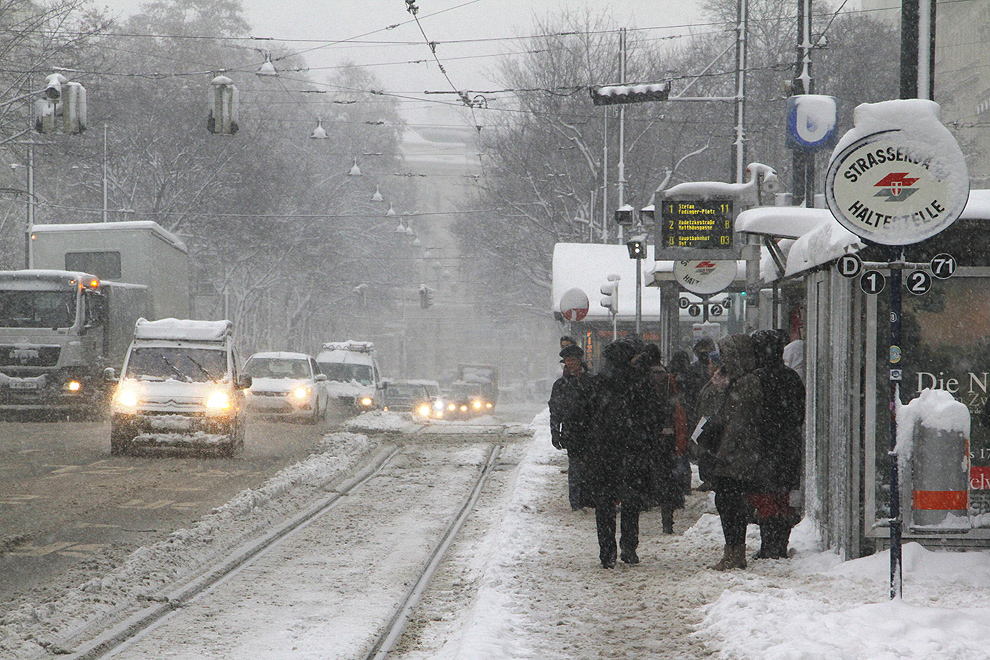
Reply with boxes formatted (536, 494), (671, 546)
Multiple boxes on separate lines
(0, 494), (44, 505)
(58, 544), (105, 558)
(11, 542), (75, 557)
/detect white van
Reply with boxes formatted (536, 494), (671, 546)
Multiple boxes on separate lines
(316, 340), (383, 415)
(107, 318), (251, 456)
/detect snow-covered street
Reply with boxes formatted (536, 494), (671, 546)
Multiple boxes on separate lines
(5, 409), (990, 660)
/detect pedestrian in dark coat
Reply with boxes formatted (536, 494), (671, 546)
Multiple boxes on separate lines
(639, 344), (685, 533)
(549, 344), (594, 510)
(708, 334), (763, 571)
(585, 338), (666, 568)
(749, 330), (805, 559)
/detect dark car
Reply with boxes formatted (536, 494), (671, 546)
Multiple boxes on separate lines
(444, 380), (494, 419)
(380, 381), (436, 419)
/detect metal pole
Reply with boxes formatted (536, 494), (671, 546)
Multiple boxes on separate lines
(792, 0), (815, 207)
(733, 0), (748, 183)
(602, 111), (609, 243)
(102, 123), (108, 222)
(26, 141), (34, 269)
(888, 249), (903, 600)
(635, 254), (642, 336)
(617, 27), (627, 242)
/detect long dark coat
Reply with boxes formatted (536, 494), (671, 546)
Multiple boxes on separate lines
(710, 334), (763, 484)
(753, 343), (805, 493)
(548, 369), (594, 456)
(584, 341), (667, 511)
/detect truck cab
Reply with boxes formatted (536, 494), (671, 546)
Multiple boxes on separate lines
(108, 318), (250, 456)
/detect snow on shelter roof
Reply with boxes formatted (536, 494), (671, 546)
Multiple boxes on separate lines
(552, 243), (660, 321)
(31, 220), (187, 252)
(133, 318), (232, 342)
(735, 206), (833, 238)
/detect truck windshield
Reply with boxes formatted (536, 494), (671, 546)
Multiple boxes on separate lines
(319, 363), (373, 385)
(125, 347), (228, 383)
(0, 290), (77, 329)
(386, 384), (426, 398)
(244, 357), (310, 379)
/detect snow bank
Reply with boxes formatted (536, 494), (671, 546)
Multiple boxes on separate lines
(344, 410), (416, 433)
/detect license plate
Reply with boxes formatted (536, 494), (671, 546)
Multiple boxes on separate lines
(9, 381), (40, 390)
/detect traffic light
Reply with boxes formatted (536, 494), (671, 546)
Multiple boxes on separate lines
(626, 236), (646, 259)
(590, 82), (670, 106)
(600, 275), (620, 314)
(419, 284), (434, 309)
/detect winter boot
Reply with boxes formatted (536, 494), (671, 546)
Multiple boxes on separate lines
(710, 545), (733, 571)
(773, 519), (794, 559)
(661, 505), (674, 535)
(729, 544), (748, 569)
(752, 522), (771, 560)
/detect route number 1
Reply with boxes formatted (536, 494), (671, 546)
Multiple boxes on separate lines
(860, 270), (886, 295)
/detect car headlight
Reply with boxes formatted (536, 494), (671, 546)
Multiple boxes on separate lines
(292, 386), (311, 400)
(359, 396), (374, 407)
(486, 402), (493, 409)
(460, 404), (468, 412)
(64, 380), (82, 392)
(472, 399), (483, 410)
(447, 403), (456, 412)
(433, 400), (444, 411)
(115, 388), (138, 408)
(206, 390), (231, 409)
(416, 403), (432, 418)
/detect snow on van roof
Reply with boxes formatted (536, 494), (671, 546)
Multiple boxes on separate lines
(247, 351), (311, 361)
(134, 318), (232, 341)
(31, 220), (187, 252)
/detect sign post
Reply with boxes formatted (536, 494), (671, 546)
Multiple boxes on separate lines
(824, 99), (968, 600)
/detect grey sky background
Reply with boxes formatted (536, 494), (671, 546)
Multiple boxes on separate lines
(104, 0), (707, 126)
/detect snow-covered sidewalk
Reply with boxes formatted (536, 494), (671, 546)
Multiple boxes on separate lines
(402, 409), (990, 660)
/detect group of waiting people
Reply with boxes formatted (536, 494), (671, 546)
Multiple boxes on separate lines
(548, 331), (804, 571)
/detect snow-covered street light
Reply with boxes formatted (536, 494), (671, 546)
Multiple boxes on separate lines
(207, 75), (239, 135)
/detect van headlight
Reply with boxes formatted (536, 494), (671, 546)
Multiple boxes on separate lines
(416, 403), (432, 418)
(292, 386), (311, 400)
(115, 388), (139, 408)
(64, 380), (82, 392)
(472, 399), (483, 410)
(205, 391), (231, 409)
(359, 396), (374, 407)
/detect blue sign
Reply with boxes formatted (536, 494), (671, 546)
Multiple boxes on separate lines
(786, 95), (838, 151)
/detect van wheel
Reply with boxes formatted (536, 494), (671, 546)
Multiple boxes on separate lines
(110, 423), (131, 456)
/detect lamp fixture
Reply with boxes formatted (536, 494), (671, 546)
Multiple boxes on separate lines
(348, 158), (362, 176)
(309, 117), (328, 139)
(385, 204), (396, 217)
(256, 51), (278, 77)
(371, 186), (384, 202)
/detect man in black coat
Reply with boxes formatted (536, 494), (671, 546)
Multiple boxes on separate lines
(549, 344), (594, 510)
(750, 330), (806, 559)
(585, 338), (666, 568)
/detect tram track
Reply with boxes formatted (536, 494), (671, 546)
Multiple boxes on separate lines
(63, 440), (505, 660)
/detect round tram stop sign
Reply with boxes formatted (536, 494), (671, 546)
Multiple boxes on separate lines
(824, 99), (969, 246)
(559, 287), (590, 321)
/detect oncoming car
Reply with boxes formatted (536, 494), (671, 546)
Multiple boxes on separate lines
(380, 380), (443, 419)
(444, 380), (495, 419)
(243, 352), (328, 423)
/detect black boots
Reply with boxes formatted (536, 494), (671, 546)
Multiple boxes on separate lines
(755, 518), (793, 560)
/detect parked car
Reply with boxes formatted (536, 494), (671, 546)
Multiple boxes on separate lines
(243, 352), (328, 423)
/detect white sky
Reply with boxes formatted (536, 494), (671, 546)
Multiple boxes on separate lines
(102, 0), (707, 125)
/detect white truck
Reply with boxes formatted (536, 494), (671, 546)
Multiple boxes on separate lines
(108, 318), (250, 456)
(0, 221), (188, 414)
(316, 340), (384, 415)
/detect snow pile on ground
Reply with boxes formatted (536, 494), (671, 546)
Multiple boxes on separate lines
(344, 410), (416, 433)
(0, 432), (375, 660)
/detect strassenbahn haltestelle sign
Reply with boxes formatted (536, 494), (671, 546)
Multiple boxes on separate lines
(824, 130), (969, 246)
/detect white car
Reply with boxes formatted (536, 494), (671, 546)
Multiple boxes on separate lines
(243, 352), (328, 423)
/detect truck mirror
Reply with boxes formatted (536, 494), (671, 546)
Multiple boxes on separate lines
(314, 374), (327, 382)
(103, 367), (117, 382)
(235, 374), (252, 390)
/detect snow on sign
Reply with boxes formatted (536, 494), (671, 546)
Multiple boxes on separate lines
(673, 260), (736, 295)
(786, 95), (839, 151)
(824, 99), (969, 246)
(559, 287), (589, 321)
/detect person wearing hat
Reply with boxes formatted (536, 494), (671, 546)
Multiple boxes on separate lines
(549, 343), (593, 511)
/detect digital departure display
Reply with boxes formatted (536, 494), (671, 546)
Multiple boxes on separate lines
(660, 200), (734, 250)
